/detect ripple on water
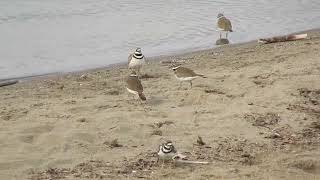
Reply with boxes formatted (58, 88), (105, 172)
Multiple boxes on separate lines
(0, 0), (320, 79)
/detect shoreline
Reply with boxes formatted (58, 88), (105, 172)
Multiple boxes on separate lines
(1, 28), (320, 179)
(2, 28), (319, 83)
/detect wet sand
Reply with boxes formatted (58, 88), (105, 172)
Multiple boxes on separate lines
(0, 29), (319, 179)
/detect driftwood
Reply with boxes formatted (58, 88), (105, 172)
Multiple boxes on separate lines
(0, 80), (18, 87)
(258, 34), (307, 44)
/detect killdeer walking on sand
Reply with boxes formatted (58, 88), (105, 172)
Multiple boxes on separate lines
(172, 66), (206, 89)
(216, 13), (233, 39)
(126, 71), (146, 101)
(128, 48), (146, 74)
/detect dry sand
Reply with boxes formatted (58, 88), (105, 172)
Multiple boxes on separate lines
(0, 30), (320, 180)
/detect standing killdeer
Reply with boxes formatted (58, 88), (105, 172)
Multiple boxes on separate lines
(172, 66), (206, 89)
(216, 13), (233, 39)
(126, 71), (146, 101)
(128, 48), (146, 74)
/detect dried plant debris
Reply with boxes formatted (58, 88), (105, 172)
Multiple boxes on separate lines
(120, 152), (158, 177)
(150, 129), (162, 136)
(244, 113), (280, 128)
(204, 89), (225, 94)
(309, 121), (320, 129)
(298, 88), (320, 105)
(192, 136), (266, 165)
(287, 88), (320, 119)
(103, 139), (123, 148)
(29, 168), (71, 180)
(30, 153), (159, 179)
(196, 136), (206, 146)
(154, 120), (174, 128)
(287, 158), (320, 174)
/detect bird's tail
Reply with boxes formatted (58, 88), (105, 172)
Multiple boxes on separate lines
(196, 74), (207, 78)
(139, 93), (146, 101)
(229, 29), (233, 32)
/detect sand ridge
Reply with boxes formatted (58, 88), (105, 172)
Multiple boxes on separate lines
(0, 30), (320, 179)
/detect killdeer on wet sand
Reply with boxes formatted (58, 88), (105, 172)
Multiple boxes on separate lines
(128, 48), (146, 74)
(126, 71), (146, 101)
(172, 66), (207, 89)
(216, 13), (233, 39)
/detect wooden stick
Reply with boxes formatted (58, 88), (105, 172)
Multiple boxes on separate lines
(258, 34), (307, 44)
(0, 80), (18, 87)
(174, 159), (210, 164)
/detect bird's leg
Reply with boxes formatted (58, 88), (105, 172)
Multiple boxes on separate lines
(137, 68), (141, 77)
(226, 32), (228, 39)
(190, 81), (192, 89)
(161, 160), (165, 169)
(179, 82), (182, 89)
(219, 32), (222, 39)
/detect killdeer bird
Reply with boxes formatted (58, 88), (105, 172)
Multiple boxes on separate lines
(126, 71), (146, 101)
(128, 48), (146, 74)
(157, 141), (209, 166)
(157, 141), (186, 162)
(216, 13), (233, 39)
(172, 66), (206, 89)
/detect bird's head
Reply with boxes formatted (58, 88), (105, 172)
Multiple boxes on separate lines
(170, 64), (180, 71)
(135, 47), (142, 53)
(217, 13), (224, 18)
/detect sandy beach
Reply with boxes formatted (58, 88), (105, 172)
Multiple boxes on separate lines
(0, 29), (319, 179)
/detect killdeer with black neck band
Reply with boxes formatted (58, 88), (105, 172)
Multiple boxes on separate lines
(216, 13), (233, 39)
(128, 48), (146, 74)
(126, 71), (146, 101)
(158, 141), (178, 162)
(157, 141), (186, 162)
(157, 141), (209, 166)
(172, 66), (207, 89)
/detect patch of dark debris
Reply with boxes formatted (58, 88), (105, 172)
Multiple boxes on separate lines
(298, 88), (320, 106)
(120, 152), (158, 178)
(204, 89), (225, 95)
(265, 124), (320, 149)
(192, 136), (266, 166)
(288, 158), (320, 174)
(244, 112), (280, 129)
(251, 73), (276, 87)
(288, 88), (320, 119)
(29, 153), (159, 180)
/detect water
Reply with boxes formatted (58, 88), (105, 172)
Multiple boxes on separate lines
(1, 0), (320, 79)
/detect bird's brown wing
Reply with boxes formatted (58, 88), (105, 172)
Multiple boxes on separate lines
(218, 17), (232, 31)
(126, 76), (143, 93)
(177, 67), (198, 77)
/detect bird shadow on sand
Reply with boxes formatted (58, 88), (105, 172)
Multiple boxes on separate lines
(216, 38), (230, 45)
(146, 96), (166, 106)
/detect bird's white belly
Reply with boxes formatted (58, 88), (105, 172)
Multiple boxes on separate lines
(126, 88), (138, 95)
(158, 151), (175, 161)
(175, 75), (197, 81)
(129, 57), (145, 69)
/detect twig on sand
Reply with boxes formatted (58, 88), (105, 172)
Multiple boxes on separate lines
(258, 34), (307, 44)
(173, 156), (209, 165)
(0, 80), (18, 87)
